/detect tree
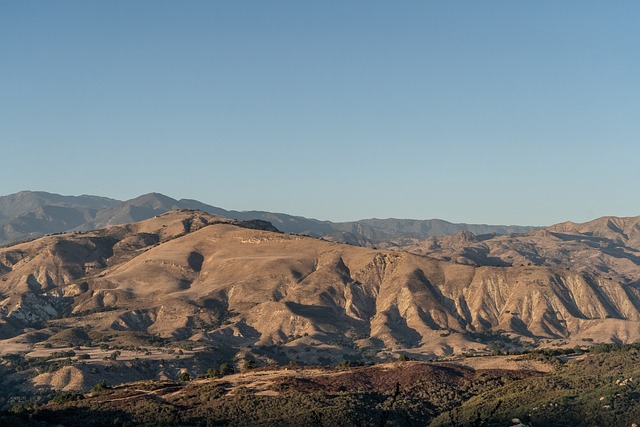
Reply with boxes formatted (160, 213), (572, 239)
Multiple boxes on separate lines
(219, 362), (235, 376)
(338, 360), (351, 368)
(91, 379), (110, 394)
(206, 368), (220, 378)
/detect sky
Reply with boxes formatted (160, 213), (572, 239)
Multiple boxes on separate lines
(1, 1), (639, 226)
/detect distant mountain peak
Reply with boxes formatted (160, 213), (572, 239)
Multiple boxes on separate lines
(1, 190), (536, 247)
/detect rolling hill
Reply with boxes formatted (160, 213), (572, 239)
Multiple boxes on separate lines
(1, 208), (640, 424)
(2, 210), (640, 363)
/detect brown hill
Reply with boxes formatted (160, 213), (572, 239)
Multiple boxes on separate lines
(3, 209), (640, 373)
(387, 215), (640, 290)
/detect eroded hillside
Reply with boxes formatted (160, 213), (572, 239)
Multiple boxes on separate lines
(2, 209), (640, 383)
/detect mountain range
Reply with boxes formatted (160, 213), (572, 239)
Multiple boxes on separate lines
(2, 210), (640, 355)
(0, 191), (534, 247)
(2, 192), (640, 398)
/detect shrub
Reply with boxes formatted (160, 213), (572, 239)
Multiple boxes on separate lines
(219, 362), (235, 376)
(50, 391), (84, 404)
(243, 360), (257, 371)
(205, 368), (220, 378)
(90, 379), (111, 395)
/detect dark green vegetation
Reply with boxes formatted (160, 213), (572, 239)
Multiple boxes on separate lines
(433, 347), (640, 426)
(3, 344), (640, 426)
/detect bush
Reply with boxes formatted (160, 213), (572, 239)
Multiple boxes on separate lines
(338, 360), (351, 368)
(90, 379), (111, 395)
(50, 391), (84, 404)
(51, 350), (76, 358)
(206, 368), (220, 378)
(219, 362), (235, 376)
(243, 360), (257, 371)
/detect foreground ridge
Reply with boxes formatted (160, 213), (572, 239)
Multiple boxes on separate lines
(5, 348), (640, 426)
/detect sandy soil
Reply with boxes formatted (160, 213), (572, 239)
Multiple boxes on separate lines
(438, 355), (555, 372)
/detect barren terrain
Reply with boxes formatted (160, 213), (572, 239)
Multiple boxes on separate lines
(1, 210), (640, 393)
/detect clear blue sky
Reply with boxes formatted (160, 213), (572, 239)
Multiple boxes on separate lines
(1, 1), (639, 226)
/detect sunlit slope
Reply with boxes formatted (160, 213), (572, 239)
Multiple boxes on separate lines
(3, 210), (640, 356)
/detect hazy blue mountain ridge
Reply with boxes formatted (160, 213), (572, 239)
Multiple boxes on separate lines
(0, 190), (535, 246)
